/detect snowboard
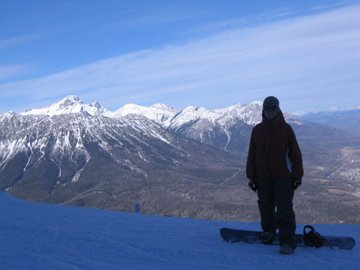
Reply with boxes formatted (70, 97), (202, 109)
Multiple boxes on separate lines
(220, 227), (356, 250)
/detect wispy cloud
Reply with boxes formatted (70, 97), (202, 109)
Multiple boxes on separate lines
(0, 33), (42, 50)
(1, 4), (360, 113)
(0, 64), (33, 81)
(183, 8), (296, 37)
(98, 4), (207, 34)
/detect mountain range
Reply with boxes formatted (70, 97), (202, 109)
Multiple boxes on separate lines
(300, 108), (360, 134)
(1, 96), (359, 223)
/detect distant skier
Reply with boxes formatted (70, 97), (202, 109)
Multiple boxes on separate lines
(135, 202), (141, 214)
(246, 96), (303, 255)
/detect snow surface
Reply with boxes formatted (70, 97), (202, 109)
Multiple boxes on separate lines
(0, 192), (359, 270)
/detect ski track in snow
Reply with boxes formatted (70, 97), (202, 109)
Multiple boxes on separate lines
(0, 192), (359, 270)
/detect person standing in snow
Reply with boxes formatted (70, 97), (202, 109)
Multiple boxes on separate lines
(246, 96), (303, 255)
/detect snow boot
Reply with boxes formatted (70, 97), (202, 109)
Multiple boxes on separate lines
(280, 244), (295, 255)
(259, 231), (275, 245)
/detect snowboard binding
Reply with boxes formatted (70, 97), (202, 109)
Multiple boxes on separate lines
(303, 225), (324, 248)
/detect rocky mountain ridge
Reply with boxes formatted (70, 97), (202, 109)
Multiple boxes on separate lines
(300, 107), (360, 134)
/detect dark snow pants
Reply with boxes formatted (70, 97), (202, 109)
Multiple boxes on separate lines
(257, 177), (296, 246)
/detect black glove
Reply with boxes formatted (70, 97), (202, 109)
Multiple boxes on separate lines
(248, 179), (258, 192)
(292, 178), (302, 190)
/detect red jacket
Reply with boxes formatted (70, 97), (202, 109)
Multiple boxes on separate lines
(246, 113), (303, 180)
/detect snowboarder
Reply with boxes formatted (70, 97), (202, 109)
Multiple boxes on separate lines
(246, 96), (303, 255)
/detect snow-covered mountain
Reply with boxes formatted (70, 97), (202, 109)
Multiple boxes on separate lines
(16, 96), (301, 154)
(115, 100), (301, 127)
(114, 102), (264, 127)
(114, 100), (302, 155)
(300, 107), (360, 133)
(21, 95), (111, 116)
(0, 96), (242, 215)
(0, 96), (180, 184)
(2, 97), (269, 162)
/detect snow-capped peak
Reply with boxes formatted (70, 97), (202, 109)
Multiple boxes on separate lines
(21, 95), (108, 116)
(166, 103), (265, 129)
(13, 95), (301, 127)
(111, 102), (265, 129)
(113, 103), (177, 124)
(150, 103), (174, 111)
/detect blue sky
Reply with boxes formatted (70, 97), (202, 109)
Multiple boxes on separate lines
(1, 0), (360, 113)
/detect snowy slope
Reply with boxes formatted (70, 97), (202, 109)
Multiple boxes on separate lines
(113, 103), (177, 124)
(0, 192), (359, 270)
